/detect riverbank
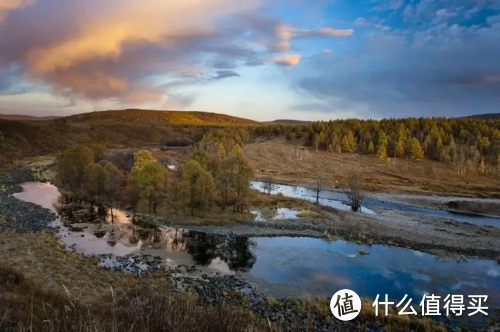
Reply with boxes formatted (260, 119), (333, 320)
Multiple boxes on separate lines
(2, 165), (500, 331)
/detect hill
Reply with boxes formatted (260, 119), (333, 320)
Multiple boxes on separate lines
(66, 109), (260, 126)
(0, 114), (60, 121)
(0, 109), (260, 167)
(265, 119), (311, 125)
(466, 112), (500, 120)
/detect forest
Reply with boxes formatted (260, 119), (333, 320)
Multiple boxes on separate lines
(218, 117), (500, 177)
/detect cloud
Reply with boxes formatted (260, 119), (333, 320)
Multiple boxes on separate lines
(270, 22), (353, 52)
(322, 49), (333, 54)
(0, 0), (262, 104)
(370, 0), (404, 11)
(265, 54), (301, 66)
(354, 17), (369, 26)
(296, 16), (500, 118)
(0, 0), (32, 22)
(211, 70), (240, 80)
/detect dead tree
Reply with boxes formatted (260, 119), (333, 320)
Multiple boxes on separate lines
(261, 176), (277, 195)
(343, 169), (366, 212)
(314, 172), (324, 204)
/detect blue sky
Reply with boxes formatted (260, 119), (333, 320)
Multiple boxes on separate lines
(0, 0), (499, 121)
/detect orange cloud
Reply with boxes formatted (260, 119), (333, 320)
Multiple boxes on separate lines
(265, 54), (301, 66)
(271, 23), (353, 52)
(0, 0), (260, 103)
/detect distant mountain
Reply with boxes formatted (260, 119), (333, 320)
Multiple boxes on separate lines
(265, 119), (311, 125)
(65, 109), (260, 126)
(0, 114), (60, 121)
(466, 113), (500, 120)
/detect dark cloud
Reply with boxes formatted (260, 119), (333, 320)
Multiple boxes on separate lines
(211, 70), (240, 80)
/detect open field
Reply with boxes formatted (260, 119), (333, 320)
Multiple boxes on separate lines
(244, 139), (500, 198)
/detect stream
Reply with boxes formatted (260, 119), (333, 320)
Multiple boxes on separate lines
(251, 181), (500, 227)
(12, 182), (500, 323)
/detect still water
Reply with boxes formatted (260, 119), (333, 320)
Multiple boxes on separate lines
(251, 181), (500, 227)
(12, 182), (500, 317)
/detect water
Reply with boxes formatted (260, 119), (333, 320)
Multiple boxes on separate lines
(252, 208), (299, 221)
(252, 181), (500, 227)
(12, 182), (500, 321)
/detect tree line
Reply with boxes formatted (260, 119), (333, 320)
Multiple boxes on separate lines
(194, 117), (500, 177)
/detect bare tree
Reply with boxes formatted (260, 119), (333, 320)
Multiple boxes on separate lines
(314, 172), (324, 204)
(343, 169), (366, 212)
(261, 176), (277, 195)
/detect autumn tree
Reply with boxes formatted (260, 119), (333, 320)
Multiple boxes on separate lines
(183, 160), (215, 214)
(410, 138), (424, 162)
(87, 163), (107, 199)
(377, 131), (388, 162)
(217, 157), (235, 211)
(131, 150), (156, 176)
(231, 144), (254, 213)
(57, 145), (94, 192)
(341, 131), (356, 153)
(137, 162), (168, 213)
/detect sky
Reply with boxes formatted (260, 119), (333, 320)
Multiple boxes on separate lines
(0, 0), (499, 121)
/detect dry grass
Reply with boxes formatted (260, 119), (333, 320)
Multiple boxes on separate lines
(0, 264), (266, 332)
(244, 139), (500, 197)
(0, 232), (269, 332)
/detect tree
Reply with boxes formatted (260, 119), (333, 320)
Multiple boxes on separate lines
(231, 149), (254, 213)
(194, 170), (216, 211)
(122, 177), (141, 217)
(217, 157), (235, 211)
(87, 143), (107, 162)
(87, 163), (107, 199)
(103, 162), (124, 222)
(377, 131), (388, 162)
(395, 140), (405, 158)
(137, 162), (168, 213)
(131, 150), (155, 176)
(314, 171), (324, 204)
(183, 160), (215, 213)
(344, 169), (366, 212)
(368, 141), (375, 154)
(217, 143), (226, 162)
(261, 176), (277, 195)
(341, 131), (356, 153)
(410, 138), (424, 162)
(57, 145), (94, 192)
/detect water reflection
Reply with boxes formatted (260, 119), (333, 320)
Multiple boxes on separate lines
(185, 232), (256, 271)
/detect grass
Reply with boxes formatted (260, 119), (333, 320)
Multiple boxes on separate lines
(0, 264), (266, 332)
(0, 232), (269, 332)
(297, 209), (324, 218)
(244, 138), (500, 198)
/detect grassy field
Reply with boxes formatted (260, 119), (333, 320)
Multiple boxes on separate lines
(244, 139), (500, 197)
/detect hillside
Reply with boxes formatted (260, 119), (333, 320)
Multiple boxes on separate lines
(265, 119), (311, 125)
(0, 109), (260, 167)
(0, 114), (60, 121)
(466, 112), (500, 120)
(66, 109), (260, 126)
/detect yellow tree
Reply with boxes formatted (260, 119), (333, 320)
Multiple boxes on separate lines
(410, 138), (424, 162)
(377, 131), (388, 162)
